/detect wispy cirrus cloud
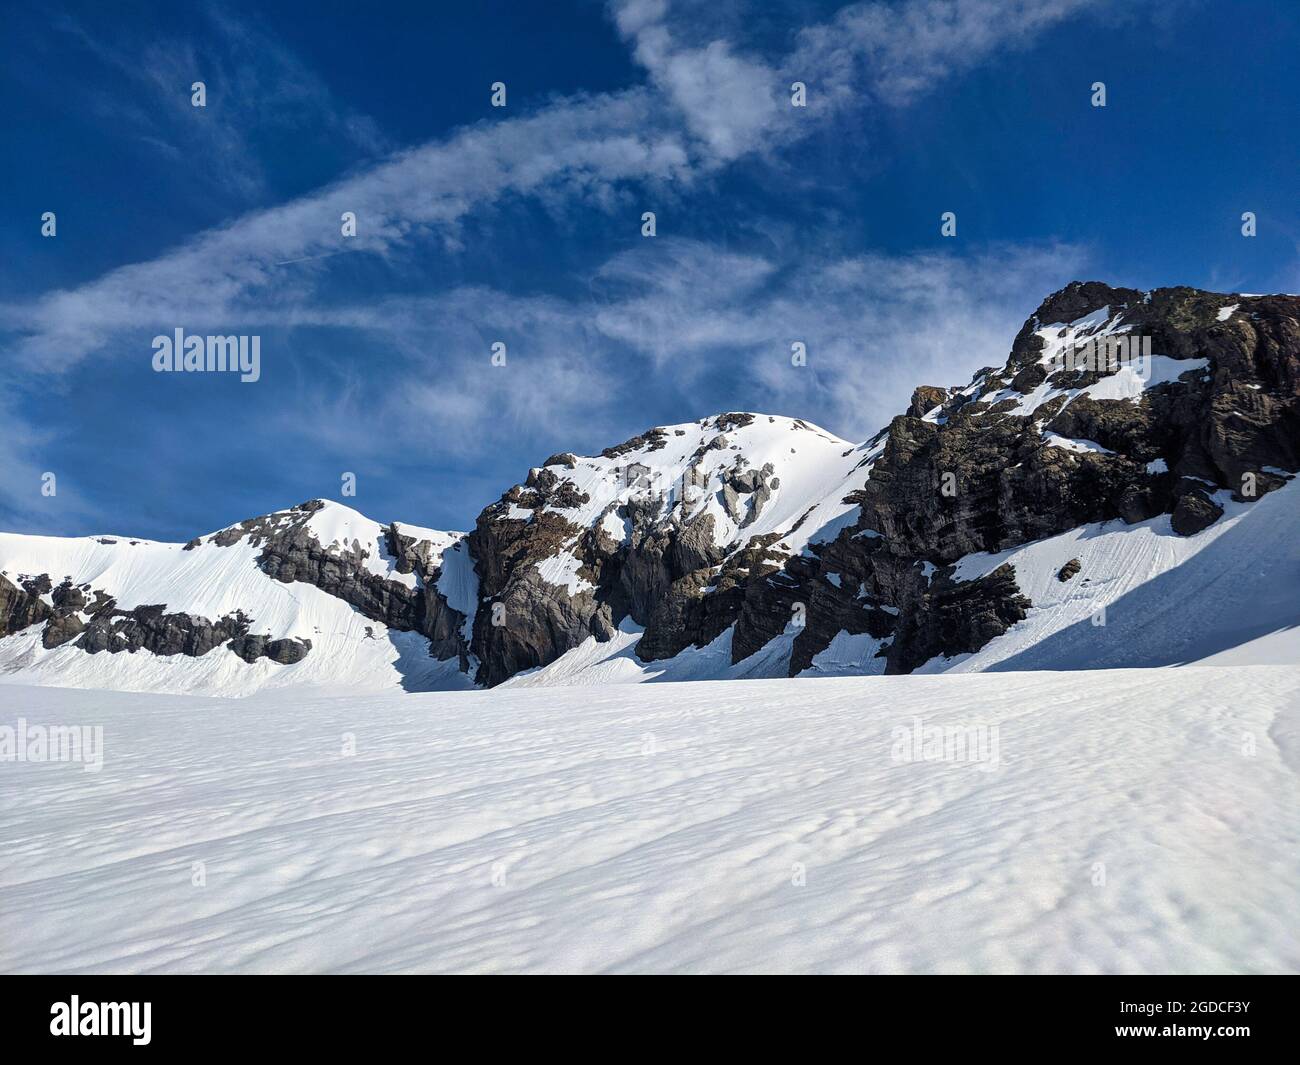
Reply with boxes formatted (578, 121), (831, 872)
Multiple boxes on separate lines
(1, 0), (1130, 529)
(48, 6), (388, 201)
(1, 88), (690, 372)
(786, 0), (1099, 106)
(9, 114), (667, 395)
(237, 237), (1090, 460)
(5, 0), (1119, 376)
(609, 0), (1108, 164)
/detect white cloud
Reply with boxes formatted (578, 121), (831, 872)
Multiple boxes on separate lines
(621, 23), (784, 163)
(789, 0), (1096, 106)
(7, 0), (1119, 375)
(611, 0), (1104, 156)
(246, 238), (1090, 459)
(575, 237), (1093, 438)
(2, 89), (691, 373)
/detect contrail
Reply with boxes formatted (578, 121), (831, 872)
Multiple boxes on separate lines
(274, 250), (348, 266)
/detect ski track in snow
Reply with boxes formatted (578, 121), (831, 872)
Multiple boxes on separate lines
(2, 668), (1298, 974)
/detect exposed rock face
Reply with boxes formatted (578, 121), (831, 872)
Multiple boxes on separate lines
(75, 604), (311, 663)
(908, 386), (949, 418)
(385, 524), (472, 669)
(1057, 558), (1082, 582)
(227, 633), (312, 665)
(600, 427), (669, 458)
(887, 565), (1031, 674)
(42, 612), (86, 648)
(732, 284), (1298, 674)
(466, 488), (612, 687)
(0, 570), (313, 664)
(252, 504), (426, 632)
(1, 574), (54, 637)
(463, 414), (857, 685)
(1170, 489), (1224, 536)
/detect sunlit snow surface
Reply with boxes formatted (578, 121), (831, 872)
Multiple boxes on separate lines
(0, 502), (475, 697)
(2, 666), (1298, 974)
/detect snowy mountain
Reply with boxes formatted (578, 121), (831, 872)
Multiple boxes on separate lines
(465, 412), (873, 685)
(0, 501), (476, 696)
(2, 282), (1297, 696)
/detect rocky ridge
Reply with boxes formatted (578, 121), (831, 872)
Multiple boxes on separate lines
(1, 282), (1296, 691)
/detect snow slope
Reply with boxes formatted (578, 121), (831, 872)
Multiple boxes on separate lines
(500, 618), (813, 687)
(0, 502), (473, 697)
(2, 667), (1297, 974)
(932, 476), (1300, 672)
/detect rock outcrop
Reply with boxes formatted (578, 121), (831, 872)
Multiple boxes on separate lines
(0, 571), (312, 664)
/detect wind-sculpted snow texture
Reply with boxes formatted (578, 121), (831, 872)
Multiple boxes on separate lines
(2, 666), (1298, 973)
(1, 283), (1297, 694)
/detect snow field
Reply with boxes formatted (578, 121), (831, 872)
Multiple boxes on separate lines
(2, 665), (1297, 974)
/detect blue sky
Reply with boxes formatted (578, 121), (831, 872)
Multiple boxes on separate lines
(2, 0), (1296, 540)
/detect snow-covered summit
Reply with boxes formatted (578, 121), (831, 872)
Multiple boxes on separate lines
(488, 412), (870, 557)
(0, 500), (471, 697)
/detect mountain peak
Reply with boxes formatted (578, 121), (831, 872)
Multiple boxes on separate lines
(1032, 280), (1146, 326)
